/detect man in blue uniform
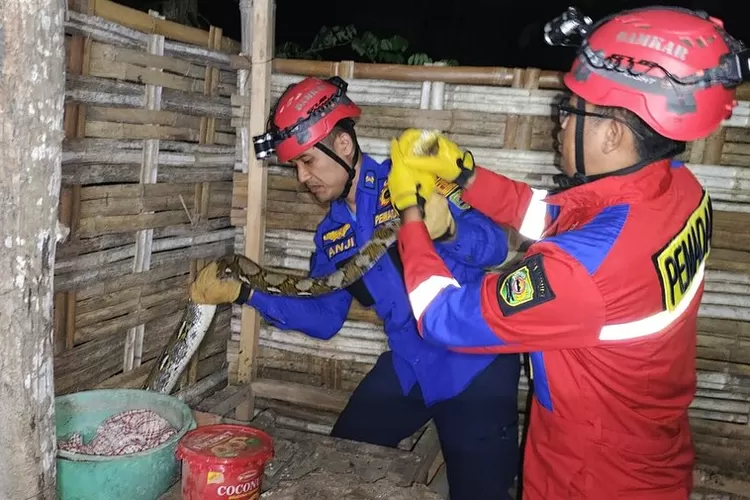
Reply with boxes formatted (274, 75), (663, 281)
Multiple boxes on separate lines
(190, 76), (520, 500)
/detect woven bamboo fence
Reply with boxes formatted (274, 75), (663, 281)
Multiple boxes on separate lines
(230, 62), (750, 498)
(54, 0), (240, 401)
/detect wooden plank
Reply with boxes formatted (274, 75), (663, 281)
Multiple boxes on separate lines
(91, 42), (207, 79)
(237, 0), (274, 414)
(84, 121), (200, 141)
(87, 0), (240, 53)
(251, 377), (351, 413)
(76, 207), (231, 236)
(410, 422), (442, 483)
(196, 384), (251, 416)
(89, 44), (205, 93)
(80, 181), (231, 200)
(61, 0), (96, 360)
(86, 106), (203, 128)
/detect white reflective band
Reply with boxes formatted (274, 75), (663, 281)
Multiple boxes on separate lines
(408, 275), (460, 320)
(598, 262), (706, 341)
(518, 188), (548, 240)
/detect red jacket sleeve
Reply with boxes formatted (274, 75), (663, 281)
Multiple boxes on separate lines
(462, 166), (550, 240)
(398, 220), (606, 353)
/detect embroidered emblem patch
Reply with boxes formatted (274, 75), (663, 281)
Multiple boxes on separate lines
(364, 170), (376, 189)
(322, 223), (352, 243)
(496, 254), (555, 316)
(378, 179), (391, 208)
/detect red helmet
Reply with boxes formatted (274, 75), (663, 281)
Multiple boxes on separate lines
(547, 7), (748, 141)
(253, 76), (362, 162)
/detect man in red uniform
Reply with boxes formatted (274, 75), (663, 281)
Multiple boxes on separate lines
(385, 6), (749, 499)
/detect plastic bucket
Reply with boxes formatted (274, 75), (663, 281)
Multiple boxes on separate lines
(176, 424), (274, 500)
(55, 388), (196, 500)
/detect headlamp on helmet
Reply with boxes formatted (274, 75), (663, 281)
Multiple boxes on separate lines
(252, 76), (357, 162)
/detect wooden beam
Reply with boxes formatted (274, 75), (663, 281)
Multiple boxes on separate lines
(82, 0), (241, 53)
(236, 0), (275, 416)
(251, 378), (351, 413)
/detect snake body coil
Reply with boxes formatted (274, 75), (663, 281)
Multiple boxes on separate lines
(144, 131), (439, 394)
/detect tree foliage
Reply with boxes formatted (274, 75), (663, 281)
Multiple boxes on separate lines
(276, 25), (458, 66)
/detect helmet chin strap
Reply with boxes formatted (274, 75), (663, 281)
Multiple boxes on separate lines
(554, 99), (589, 190)
(313, 122), (361, 201)
(314, 142), (360, 200)
(553, 99), (685, 191)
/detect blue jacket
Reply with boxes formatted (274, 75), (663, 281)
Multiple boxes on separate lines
(247, 154), (514, 405)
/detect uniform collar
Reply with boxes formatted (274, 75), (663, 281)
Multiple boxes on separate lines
(545, 159), (674, 209)
(329, 154), (382, 224)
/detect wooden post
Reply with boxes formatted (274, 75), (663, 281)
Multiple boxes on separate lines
(0, 0), (66, 497)
(55, 0), (93, 358)
(236, 0), (274, 419)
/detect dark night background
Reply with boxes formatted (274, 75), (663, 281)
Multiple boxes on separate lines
(125, 0), (748, 71)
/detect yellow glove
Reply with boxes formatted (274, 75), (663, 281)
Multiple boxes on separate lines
(395, 129), (475, 185)
(189, 260), (243, 305)
(423, 191), (456, 240)
(388, 138), (437, 212)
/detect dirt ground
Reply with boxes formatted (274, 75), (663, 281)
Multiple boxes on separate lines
(260, 469), (444, 500)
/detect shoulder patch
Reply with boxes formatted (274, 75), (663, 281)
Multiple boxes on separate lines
(652, 189), (712, 312)
(496, 254), (555, 316)
(363, 170), (376, 189)
(434, 178), (471, 211)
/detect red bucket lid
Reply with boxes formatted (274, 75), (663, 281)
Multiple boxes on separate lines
(176, 424), (274, 465)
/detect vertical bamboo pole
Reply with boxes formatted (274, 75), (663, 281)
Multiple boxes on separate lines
(124, 10), (165, 372)
(502, 68), (525, 149)
(184, 25), (223, 388)
(229, 5), (252, 387)
(236, 0), (275, 420)
(515, 68), (541, 150)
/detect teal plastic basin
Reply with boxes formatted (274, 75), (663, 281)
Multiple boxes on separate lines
(55, 388), (196, 500)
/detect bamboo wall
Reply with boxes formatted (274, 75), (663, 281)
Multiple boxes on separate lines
(54, 0), (240, 399)
(231, 64), (750, 497)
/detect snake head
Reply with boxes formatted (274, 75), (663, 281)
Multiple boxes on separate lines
(412, 129), (441, 156)
(213, 256), (236, 279)
(214, 254), (261, 281)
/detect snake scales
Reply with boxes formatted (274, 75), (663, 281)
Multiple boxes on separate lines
(144, 130), (441, 394)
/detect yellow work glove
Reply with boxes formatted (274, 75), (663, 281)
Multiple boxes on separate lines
(395, 129), (476, 186)
(389, 137), (456, 240)
(423, 191), (456, 240)
(388, 138), (437, 213)
(189, 260), (244, 305)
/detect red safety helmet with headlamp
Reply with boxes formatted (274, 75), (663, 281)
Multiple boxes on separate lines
(252, 76), (362, 199)
(546, 6), (748, 142)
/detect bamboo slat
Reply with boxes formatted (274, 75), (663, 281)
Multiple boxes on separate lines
(261, 58), (750, 101)
(87, 0), (239, 53)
